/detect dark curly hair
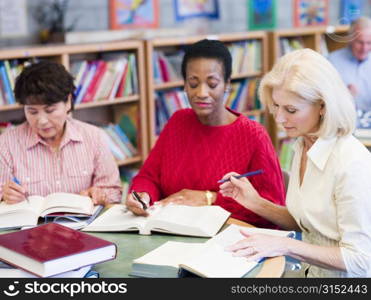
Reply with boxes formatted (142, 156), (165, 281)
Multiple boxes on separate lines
(14, 60), (76, 111)
(181, 39), (232, 82)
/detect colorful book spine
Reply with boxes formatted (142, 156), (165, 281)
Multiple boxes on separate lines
(0, 61), (15, 104)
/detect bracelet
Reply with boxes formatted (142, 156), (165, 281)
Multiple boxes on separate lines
(205, 190), (213, 206)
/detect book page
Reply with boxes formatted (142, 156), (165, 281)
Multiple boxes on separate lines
(178, 224), (294, 278)
(180, 243), (257, 278)
(83, 204), (147, 232)
(208, 224), (295, 247)
(39, 193), (93, 217)
(133, 241), (205, 268)
(145, 204), (230, 237)
(0, 197), (44, 228)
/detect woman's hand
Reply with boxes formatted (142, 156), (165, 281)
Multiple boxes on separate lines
(219, 172), (261, 210)
(2, 181), (27, 204)
(80, 187), (108, 206)
(160, 189), (214, 206)
(126, 192), (151, 217)
(225, 230), (289, 262)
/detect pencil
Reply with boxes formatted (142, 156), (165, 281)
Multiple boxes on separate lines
(217, 169), (264, 184)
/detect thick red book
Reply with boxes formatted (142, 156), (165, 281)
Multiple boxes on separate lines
(0, 223), (117, 277)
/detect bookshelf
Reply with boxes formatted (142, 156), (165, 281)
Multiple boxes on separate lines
(144, 32), (270, 149)
(0, 41), (148, 170)
(267, 25), (350, 151)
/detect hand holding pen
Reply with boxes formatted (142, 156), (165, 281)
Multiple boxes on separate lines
(126, 191), (150, 217)
(1, 177), (30, 204)
(219, 170), (263, 209)
(12, 177), (30, 204)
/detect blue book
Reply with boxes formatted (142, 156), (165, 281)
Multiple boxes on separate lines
(0, 61), (15, 104)
(113, 124), (137, 155)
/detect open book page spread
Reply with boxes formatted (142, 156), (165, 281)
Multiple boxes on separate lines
(83, 203), (230, 237)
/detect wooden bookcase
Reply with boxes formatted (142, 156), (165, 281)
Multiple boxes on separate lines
(144, 31), (270, 150)
(0, 40), (148, 168)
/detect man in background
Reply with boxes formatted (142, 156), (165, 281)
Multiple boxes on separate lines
(328, 17), (371, 112)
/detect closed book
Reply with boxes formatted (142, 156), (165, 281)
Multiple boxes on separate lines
(0, 223), (117, 277)
(83, 203), (230, 238)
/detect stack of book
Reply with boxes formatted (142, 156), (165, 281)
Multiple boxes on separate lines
(0, 223), (117, 278)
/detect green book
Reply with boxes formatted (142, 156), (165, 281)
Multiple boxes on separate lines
(118, 114), (137, 148)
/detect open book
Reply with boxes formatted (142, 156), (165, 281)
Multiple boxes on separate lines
(83, 203), (231, 237)
(0, 193), (95, 229)
(130, 224), (295, 278)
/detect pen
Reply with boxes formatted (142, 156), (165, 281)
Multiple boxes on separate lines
(12, 177), (30, 203)
(217, 169), (264, 184)
(131, 191), (147, 210)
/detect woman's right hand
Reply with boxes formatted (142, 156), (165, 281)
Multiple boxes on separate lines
(125, 191), (151, 217)
(219, 172), (261, 210)
(2, 181), (27, 204)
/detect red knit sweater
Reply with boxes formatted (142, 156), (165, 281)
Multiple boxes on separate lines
(131, 108), (285, 228)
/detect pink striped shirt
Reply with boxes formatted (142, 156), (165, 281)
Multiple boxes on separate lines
(0, 117), (122, 203)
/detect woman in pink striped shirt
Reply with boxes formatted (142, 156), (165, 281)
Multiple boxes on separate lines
(0, 61), (122, 205)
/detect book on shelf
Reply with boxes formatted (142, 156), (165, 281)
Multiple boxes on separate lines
(0, 223), (117, 277)
(0, 261), (95, 278)
(0, 192), (97, 229)
(0, 61), (15, 105)
(83, 203), (231, 238)
(130, 224), (295, 278)
(118, 113), (138, 148)
(81, 60), (108, 103)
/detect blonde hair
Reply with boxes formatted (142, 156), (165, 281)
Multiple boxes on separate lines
(259, 49), (356, 138)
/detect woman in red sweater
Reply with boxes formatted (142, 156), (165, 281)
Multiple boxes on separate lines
(126, 39), (285, 228)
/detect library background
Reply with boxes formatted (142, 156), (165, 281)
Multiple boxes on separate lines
(1, 0), (371, 198)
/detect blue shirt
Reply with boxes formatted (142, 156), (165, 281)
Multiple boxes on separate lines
(328, 47), (371, 111)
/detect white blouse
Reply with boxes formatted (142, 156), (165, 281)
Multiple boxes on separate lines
(286, 135), (371, 277)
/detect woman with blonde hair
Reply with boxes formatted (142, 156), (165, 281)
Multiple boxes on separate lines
(220, 48), (371, 277)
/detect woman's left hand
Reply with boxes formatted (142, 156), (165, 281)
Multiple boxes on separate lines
(225, 230), (289, 262)
(160, 189), (213, 206)
(80, 187), (108, 205)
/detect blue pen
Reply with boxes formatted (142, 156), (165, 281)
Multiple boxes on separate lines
(13, 177), (30, 203)
(217, 169), (264, 184)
